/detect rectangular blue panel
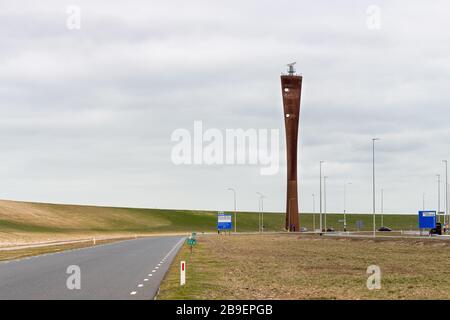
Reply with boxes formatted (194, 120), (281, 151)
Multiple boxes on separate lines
(418, 211), (436, 229)
(217, 213), (232, 230)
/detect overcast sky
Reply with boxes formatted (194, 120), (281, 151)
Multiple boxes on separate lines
(1, 1), (449, 214)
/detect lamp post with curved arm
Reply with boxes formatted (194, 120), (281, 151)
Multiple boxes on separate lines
(227, 188), (237, 233)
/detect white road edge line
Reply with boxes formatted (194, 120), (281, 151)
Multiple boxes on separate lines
(153, 237), (186, 300)
(131, 237), (186, 298)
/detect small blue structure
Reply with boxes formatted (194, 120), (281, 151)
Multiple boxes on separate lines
(418, 211), (436, 229)
(217, 213), (232, 231)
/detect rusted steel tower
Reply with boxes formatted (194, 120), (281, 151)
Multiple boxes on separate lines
(281, 62), (302, 232)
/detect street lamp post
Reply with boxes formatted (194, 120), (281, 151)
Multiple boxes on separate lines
(320, 161), (324, 232)
(344, 182), (352, 231)
(259, 195), (261, 232)
(257, 195), (261, 232)
(257, 192), (266, 232)
(381, 188), (384, 227)
(324, 176), (328, 231)
(437, 174), (441, 223)
(372, 138), (380, 237)
(443, 160), (448, 226)
(259, 196), (261, 232)
(312, 193), (316, 231)
(422, 192), (426, 211)
(262, 196), (264, 232)
(227, 188), (237, 233)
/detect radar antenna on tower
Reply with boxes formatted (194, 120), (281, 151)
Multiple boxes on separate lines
(286, 62), (296, 75)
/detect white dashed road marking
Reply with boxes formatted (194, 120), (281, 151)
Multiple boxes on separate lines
(128, 237), (185, 297)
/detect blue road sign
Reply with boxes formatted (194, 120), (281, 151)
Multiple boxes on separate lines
(217, 213), (232, 231)
(356, 220), (364, 230)
(418, 211), (436, 229)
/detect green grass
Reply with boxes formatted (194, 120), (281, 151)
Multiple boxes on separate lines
(295, 213), (420, 231)
(0, 199), (420, 238)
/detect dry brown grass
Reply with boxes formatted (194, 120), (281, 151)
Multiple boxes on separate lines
(0, 199), (168, 229)
(158, 234), (450, 300)
(0, 199), (172, 245)
(0, 238), (126, 262)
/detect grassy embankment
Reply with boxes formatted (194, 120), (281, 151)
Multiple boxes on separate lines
(0, 199), (419, 261)
(0, 199), (418, 244)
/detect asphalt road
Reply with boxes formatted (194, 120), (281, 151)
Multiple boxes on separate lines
(0, 236), (185, 300)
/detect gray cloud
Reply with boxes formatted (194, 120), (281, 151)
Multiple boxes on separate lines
(0, 0), (449, 215)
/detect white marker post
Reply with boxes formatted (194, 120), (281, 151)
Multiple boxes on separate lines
(180, 261), (186, 286)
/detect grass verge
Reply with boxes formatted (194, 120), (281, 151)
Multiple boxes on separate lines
(157, 234), (450, 300)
